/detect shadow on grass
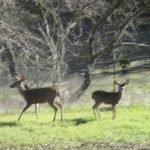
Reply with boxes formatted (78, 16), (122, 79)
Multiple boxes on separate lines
(0, 121), (17, 127)
(71, 118), (93, 126)
(100, 107), (112, 111)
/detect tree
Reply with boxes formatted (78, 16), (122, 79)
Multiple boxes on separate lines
(0, 0), (149, 102)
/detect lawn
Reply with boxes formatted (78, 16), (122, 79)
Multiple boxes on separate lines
(0, 70), (150, 149)
(0, 104), (150, 149)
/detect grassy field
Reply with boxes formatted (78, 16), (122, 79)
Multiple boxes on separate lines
(0, 63), (150, 149)
(0, 104), (150, 149)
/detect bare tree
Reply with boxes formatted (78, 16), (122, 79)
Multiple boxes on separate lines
(0, 0), (149, 103)
(70, 0), (149, 101)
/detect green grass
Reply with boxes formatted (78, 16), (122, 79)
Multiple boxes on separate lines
(0, 105), (150, 149)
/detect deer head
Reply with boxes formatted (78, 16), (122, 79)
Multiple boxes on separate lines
(114, 80), (129, 91)
(10, 75), (26, 88)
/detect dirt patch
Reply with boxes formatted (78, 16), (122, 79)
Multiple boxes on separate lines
(73, 143), (150, 150)
(2, 143), (149, 150)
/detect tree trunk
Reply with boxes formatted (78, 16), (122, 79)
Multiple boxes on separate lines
(70, 70), (91, 102)
(3, 43), (17, 77)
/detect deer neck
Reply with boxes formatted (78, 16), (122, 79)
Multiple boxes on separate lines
(117, 87), (123, 99)
(18, 83), (26, 96)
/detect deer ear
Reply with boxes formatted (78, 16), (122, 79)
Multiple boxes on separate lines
(20, 75), (26, 81)
(124, 80), (129, 85)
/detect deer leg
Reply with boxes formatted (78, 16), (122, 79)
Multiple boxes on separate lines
(18, 103), (32, 121)
(92, 104), (97, 119)
(112, 105), (116, 120)
(35, 104), (39, 121)
(92, 102), (101, 119)
(96, 105), (101, 119)
(96, 103), (101, 119)
(49, 102), (58, 122)
(55, 101), (63, 121)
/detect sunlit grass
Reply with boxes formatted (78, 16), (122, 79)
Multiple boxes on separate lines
(0, 105), (150, 149)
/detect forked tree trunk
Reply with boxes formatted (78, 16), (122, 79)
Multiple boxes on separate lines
(70, 70), (91, 101)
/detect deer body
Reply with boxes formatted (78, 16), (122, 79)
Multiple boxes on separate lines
(92, 90), (122, 105)
(10, 76), (63, 122)
(92, 80), (129, 120)
(19, 87), (57, 104)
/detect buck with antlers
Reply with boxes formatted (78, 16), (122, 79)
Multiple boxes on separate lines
(10, 75), (63, 122)
(92, 80), (129, 120)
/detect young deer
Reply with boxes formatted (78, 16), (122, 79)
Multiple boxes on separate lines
(92, 80), (129, 120)
(10, 75), (63, 122)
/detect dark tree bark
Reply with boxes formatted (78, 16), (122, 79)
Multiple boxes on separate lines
(2, 43), (17, 77)
(69, 0), (148, 102)
(70, 70), (91, 102)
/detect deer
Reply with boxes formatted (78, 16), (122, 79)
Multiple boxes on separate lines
(92, 80), (129, 120)
(10, 75), (63, 122)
